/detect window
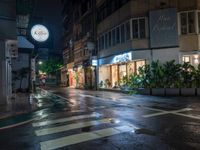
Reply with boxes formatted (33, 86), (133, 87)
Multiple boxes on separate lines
(188, 12), (195, 33)
(111, 29), (116, 46)
(139, 19), (146, 38)
(98, 38), (100, 51)
(116, 27), (120, 44)
(136, 60), (145, 74)
(132, 18), (146, 39)
(120, 24), (125, 43)
(108, 31), (112, 47)
(180, 13), (187, 34)
(198, 12), (200, 33)
(125, 21), (130, 41)
(105, 33), (108, 49)
(101, 35), (104, 50)
(180, 11), (195, 34)
(132, 19), (138, 38)
(182, 56), (190, 63)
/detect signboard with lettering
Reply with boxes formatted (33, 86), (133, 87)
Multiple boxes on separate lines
(113, 52), (132, 63)
(31, 24), (49, 42)
(149, 8), (178, 48)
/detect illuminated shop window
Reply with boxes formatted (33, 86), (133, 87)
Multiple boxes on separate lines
(136, 60), (145, 74)
(193, 55), (199, 64)
(182, 56), (190, 63)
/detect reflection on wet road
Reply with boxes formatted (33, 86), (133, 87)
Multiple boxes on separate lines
(0, 87), (200, 150)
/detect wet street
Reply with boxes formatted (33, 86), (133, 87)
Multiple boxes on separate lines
(0, 87), (200, 150)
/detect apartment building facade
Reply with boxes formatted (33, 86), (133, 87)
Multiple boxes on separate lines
(61, 0), (97, 89)
(0, 0), (16, 105)
(97, 0), (200, 88)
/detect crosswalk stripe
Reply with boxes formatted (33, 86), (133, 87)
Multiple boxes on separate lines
(32, 113), (102, 127)
(40, 125), (135, 150)
(35, 118), (113, 136)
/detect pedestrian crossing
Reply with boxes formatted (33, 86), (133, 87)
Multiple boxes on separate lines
(32, 106), (138, 150)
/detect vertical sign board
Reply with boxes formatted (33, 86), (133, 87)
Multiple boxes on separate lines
(149, 8), (179, 48)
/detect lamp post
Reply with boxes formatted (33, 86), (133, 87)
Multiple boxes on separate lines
(31, 54), (38, 92)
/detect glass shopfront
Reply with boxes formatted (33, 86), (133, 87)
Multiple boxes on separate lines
(99, 59), (145, 88)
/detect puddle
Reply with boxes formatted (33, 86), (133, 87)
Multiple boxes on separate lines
(135, 128), (156, 136)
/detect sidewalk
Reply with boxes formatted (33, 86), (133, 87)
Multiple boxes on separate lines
(0, 93), (39, 120)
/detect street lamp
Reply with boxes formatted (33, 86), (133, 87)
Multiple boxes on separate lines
(38, 61), (43, 65)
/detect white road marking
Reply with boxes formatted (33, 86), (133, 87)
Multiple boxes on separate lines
(143, 108), (192, 118)
(172, 112), (200, 120)
(40, 88), (74, 105)
(32, 113), (102, 127)
(35, 118), (113, 136)
(0, 119), (35, 130)
(142, 107), (196, 119)
(40, 125), (136, 150)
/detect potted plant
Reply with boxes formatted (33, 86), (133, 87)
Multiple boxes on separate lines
(164, 60), (181, 96)
(98, 81), (104, 89)
(180, 62), (196, 96)
(136, 64), (151, 95)
(104, 79), (111, 88)
(193, 64), (200, 96)
(119, 75), (130, 92)
(150, 60), (165, 96)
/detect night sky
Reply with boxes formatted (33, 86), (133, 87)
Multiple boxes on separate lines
(31, 0), (63, 54)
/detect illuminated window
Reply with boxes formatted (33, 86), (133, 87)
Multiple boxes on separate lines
(136, 60), (145, 74)
(182, 56), (190, 63)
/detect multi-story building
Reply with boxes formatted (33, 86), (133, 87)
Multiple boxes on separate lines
(0, 0), (16, 105)
(61, 0), (97, 89)
(61, 0), (200, 90)
(97, 0), (200, 89)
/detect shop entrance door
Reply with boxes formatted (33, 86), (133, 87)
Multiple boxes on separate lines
(119, 64), (127, 81)
(111, 65), (118, 87)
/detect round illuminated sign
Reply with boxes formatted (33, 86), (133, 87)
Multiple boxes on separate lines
(31, 24), (49, 42)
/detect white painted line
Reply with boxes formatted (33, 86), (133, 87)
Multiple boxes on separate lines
(32, 113), (102, 127)
(40, 88), (74, 105)
(0, 118), (35, 130)
(35, 118), (113, 136)
(142, 107), (193, 118)
(173, 113), (200, 120)
(40, 125), (135, 150)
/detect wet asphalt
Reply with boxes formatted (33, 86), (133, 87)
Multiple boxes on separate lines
(0, 87), (200, 150)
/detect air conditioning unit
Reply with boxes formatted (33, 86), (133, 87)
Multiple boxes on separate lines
(6, 40), (18, 58)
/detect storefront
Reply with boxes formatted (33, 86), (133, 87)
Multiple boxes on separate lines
(73, 65), (85, 88)
(180, 51), (200, 68)
(98, 52), (145, 88)
(67, 62), (76, 87)
(60, 66), (68, 86)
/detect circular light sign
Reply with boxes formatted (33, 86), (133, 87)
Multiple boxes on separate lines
(31, 24), (49, 42)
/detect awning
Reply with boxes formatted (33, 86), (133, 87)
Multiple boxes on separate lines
(17, 36), (34, 49)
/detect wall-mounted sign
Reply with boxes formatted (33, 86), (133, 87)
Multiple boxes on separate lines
(113, 52), (132, 63)
(31, 24), (49, 42)
(92, 59), (98, 66)
(149, 8), (178, 48)
(6, 40), (18, 58)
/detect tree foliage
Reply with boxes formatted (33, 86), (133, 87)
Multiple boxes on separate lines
(39, 59), (63, 75)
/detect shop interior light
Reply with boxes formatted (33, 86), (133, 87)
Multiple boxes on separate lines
(194, 55), (199, 59)
(194, 58), (199, 64)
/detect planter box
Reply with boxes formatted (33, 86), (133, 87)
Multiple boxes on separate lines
(197, 88), (200, 96)
(152, 88), (165, 96)
(137, 88), (151, 95)
(181, 88), (196, 96)
(165, 88), (180, 96)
